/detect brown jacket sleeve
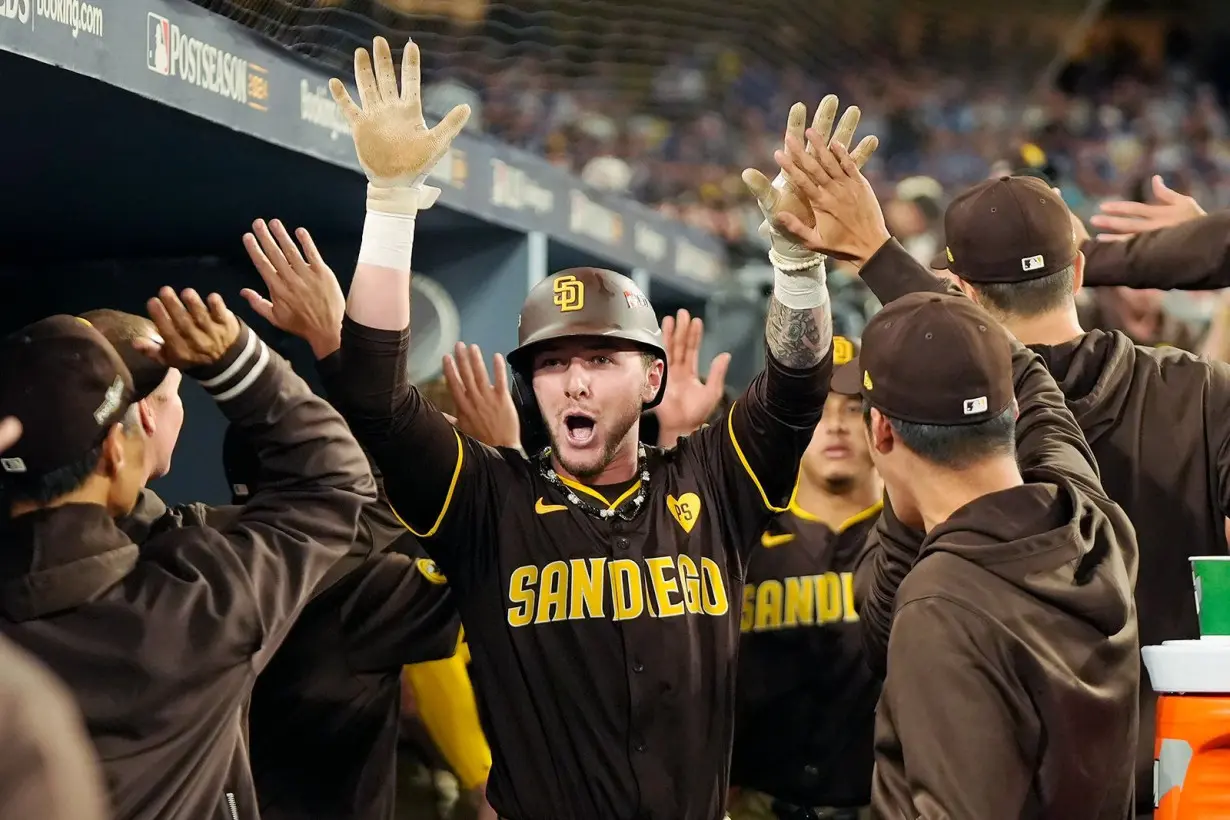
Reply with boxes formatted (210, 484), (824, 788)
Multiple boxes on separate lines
(144, 323), (376, 672)
(876, 596), (1032, 819)
(856, 238), (950, 304)
(686, 347), (831, 569)
(1010, 343), (1102, 493)
(321, 318), (505, 582)
(1081, 212), (1230, 290)
(856, 498), (925, 675)
(0, 638), (108, 820)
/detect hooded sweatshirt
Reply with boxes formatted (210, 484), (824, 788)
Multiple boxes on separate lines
(868, 310), (1139, 819)
(860, 239), (1230, 816)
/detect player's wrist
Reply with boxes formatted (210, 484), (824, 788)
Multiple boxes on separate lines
(365, 180), (439, 217)
(358, 207), (417, 271)
(773, 262), (829, 310)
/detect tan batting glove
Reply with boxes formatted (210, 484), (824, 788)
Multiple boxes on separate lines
(743, 96), (877, 272)
(330, 36), (471, 217)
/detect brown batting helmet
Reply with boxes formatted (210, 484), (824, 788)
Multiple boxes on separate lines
(508, 267), (668, 406)
(507, 268), (668, 452)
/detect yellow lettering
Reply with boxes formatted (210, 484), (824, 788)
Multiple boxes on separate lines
(506, 565), (538, 627)
(815, 571), (843, 624)
(699, 557), (730, 616)
(754, 580), (782, 631)
(645, 556), (685, 619)
(741, 583), (755, 632)
(677, 555), (703, 614)
(609, 559), (644, 621)
(568, 558), (606, 620)
(534, 560), (569, 624)
(783, 576), (815, 628)
(841, 571), (859, 622)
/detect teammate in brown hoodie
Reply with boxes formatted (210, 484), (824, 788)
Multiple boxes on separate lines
(869, 181), (1230, 819)
(766, 141), (1139, 818)
(852, 291), (1139, 819)
(774, 134), (1220, 816)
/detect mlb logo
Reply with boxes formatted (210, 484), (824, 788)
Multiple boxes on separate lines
(147, 13), (171, 76)
(1021, 254), (1045, 272)
(624, 289), (649, 310)
(963, 396), (988, 416)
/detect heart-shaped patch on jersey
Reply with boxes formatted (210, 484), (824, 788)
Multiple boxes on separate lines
(667, 493), (701, 534)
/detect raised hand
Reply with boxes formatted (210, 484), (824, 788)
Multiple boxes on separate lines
(136, 288), (240, 369)
(330, 36), (470, 214)
(0, 416), (21, 453)
(1090, 175), (1206, 241)
(442, 343), (522, 450)
(654, 309), (732, 445)
(743, 96), (879, 271)
(241, 219), (346, 359)
(774, 129), (890, 266)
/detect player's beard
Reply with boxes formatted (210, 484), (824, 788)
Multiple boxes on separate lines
(550, 397), (642, 481)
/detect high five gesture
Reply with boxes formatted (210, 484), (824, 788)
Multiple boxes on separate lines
(330, 36), (470, 216)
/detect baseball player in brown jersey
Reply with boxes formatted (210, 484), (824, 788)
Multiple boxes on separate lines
(232, 35), (880, 820)
(730, 338), (880, 820)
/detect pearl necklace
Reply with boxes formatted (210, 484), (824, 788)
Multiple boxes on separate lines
(535, 446), (651, 522)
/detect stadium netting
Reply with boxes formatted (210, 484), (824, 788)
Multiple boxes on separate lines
(190, 0), (1104, 120)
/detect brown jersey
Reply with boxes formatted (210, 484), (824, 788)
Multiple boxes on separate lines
(731, 501), (881, 809)
(327, 317), (832, 820)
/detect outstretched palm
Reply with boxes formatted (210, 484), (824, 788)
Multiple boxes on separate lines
(330, 36), (469, 186)
(654, 309), (732, 442)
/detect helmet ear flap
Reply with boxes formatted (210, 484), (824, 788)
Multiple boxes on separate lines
(511, 369), (550, 456)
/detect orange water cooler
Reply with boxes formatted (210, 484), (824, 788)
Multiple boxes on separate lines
(1142, 640), (1230, 818)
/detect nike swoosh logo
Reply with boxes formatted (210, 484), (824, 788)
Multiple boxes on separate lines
(760, 532), (795, 548)
(535, 498), (568, 514)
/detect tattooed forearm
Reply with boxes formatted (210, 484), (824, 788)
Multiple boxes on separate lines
(765, 296), (833, 368)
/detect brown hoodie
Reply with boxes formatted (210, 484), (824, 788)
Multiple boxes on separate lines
(860, 241), (1140, 819)
(860, 237), (1230, 816)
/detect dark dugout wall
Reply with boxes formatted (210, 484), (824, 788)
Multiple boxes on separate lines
(0, 51), (514, 505)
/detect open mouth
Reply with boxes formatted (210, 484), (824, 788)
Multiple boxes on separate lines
(563, 412), (597, 447)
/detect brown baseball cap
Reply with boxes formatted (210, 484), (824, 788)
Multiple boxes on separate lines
(829, 335), (863, 395)
(930, 175), (1076, 284)
(79, 309), (171, 401)
(860, 292), (1014, 426)
(0, 315), (136, 477)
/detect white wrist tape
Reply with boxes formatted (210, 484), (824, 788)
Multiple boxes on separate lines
(773, 264), (829, 311)
(358, 209), (417, 271)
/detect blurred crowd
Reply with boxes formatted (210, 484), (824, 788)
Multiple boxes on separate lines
(422, 41), (1230, 256)
(202, 2), (1230, 258)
